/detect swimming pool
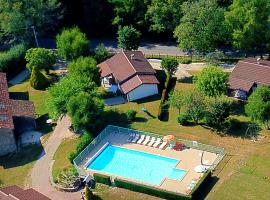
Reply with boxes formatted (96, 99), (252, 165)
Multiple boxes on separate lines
(87, 145), (186, 185)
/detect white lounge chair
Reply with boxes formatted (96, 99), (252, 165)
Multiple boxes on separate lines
(142, 136), (150, 145)
(131, 134), (140, 143)
(153, 138), (162, 148)
(137, 135), (145, 144)
(147, 137), (156, 146)
(159, 141), (168, 149)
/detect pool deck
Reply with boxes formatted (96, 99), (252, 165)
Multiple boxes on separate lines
(80, 132), (219, 195)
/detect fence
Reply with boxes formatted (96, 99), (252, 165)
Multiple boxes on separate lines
(73, 125), (225, 176)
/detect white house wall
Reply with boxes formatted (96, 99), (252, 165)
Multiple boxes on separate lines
(127, 84), (158, 101)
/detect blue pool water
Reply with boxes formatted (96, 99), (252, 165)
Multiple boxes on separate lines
(87, 145), (186, 185)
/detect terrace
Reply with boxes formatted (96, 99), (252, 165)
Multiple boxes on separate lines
(74, 125), (224, 196)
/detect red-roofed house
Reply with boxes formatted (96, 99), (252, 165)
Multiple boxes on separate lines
(228, 58), (270, 99)
(98, 51), (159, 101)
(0, 73), (36, 156)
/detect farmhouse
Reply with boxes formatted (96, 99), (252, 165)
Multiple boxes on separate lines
(98, 51), (159, 101)
(0, 73), (36, 156)
(228, 58), (270, 99)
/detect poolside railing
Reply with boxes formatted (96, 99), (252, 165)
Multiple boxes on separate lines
(73, 125), (225, 176)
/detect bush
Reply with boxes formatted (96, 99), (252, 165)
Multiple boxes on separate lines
(94, 43), (110, 63)
(205, 50), (226, 65)
(179, 57), (192, 64)
(93, 173), (111, 185)
(0, 43), (27, 76)
(85, 186), (94, 200)
(126, 110), (137, 121)
(114, 178), (191, 200)
(30, 67), (49, 90)
(56, 27), (89, 60)
(25, 48), (56, 72)
(177, 113), (190, 126)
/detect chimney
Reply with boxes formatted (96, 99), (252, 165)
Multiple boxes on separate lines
(257, 57), (261, 64)
(131, 54), (135, 60)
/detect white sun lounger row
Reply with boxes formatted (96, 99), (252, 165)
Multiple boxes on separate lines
(135, 135), (166, 148)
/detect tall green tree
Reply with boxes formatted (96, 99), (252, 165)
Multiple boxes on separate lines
(245, 86), (270, 129)
(168, 90), (186, 114)
(56, 27), (89, 60)
(67, 92), (104, 132)
(194, 66), (228, 97)
(29, 67), (49, 90)
(109, 0), (150, 28)
(25, 48), (56, 72)
(68, 57), (100, 85)
(225, 0), (270, 55)
(117, 26), (141, 50)
(47, 75), (97, 118)
(146, 0), (184, 33)
(174, 0), (227, 53)
(94, 43), (110, 63)
(161, 58), (178, 76)
(0, 0), (62, 42)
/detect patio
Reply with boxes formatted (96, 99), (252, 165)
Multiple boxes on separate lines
(74, 126), (223, 195)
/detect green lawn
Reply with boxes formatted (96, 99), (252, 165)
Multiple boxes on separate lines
(0, 145), (43, 187)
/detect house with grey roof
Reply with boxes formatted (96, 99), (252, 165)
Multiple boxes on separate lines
(0, 72), (36, 156)
(98, 51), (159, 101)
(228, 58), (270, 99)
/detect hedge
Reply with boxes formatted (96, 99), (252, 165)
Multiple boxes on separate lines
(0, 43), (27, 78)
(114, 178), (191, 200)
(190, 170), (212, 199)
(93, 173), (111, 185)
(157, 74), (171, 120)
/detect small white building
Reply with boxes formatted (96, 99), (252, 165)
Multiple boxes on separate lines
(98, 51), (159, 101)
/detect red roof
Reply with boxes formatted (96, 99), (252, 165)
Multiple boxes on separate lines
(0, 73), (35, 130)
(229, 58), (270, 92)
(98, 51), (159, 94)
(0, 186), (51, 200)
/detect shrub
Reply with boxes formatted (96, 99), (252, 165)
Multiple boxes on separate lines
(25, 48), (56, 72)
(85, 186), (94, 200)
(94, 43), (110, 63)
(68, 151), (77, 163)
(205, 50), (226, 65)
(161, 58), (178, 76)
(93, 173), (111, 185)
(30, 67), (49, 90)
(157, 89), (167, 120)
(117, 25), (141, 50)
(56, 27), (89, 60)
(126, 110), (137, 121)
(0, 43), (27, 76)
(177, 113), (190, 126)
(179, 57), (192, 64)
(114, 178), (191, 200)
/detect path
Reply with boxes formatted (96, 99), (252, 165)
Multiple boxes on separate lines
(31, 116), (81, 200)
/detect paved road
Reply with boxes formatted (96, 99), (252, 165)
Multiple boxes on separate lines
(31, 116), (81, 200)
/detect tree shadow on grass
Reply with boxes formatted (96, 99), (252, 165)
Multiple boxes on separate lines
(178, 76), (194, 84)
(230, 100), (247, 116)
(36, 114), (56, 136)
(9, 91), (29, 100)
(0, 144), (44, 169)
(133, 117), (148, 122)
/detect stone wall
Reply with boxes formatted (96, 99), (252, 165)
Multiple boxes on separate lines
(0, 128), (17, 156)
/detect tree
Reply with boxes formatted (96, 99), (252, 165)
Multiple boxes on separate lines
(47, 75), (97, 118)
(68, 57), (100, 85)
(245, 86), (270, 129)
(194, 66), (228, 97)
(94, 43), (110, 63)
(168, 90), (186, 114)
(146, 0), (184, 33)
(56, 27), (89, 60)
(25, 48), (56, 72)
(0, 0), (62, 42)
(205, 96), (232, 129)
(225, 0), (270, 55)
(205, 50), (226, 66)
(184, 90), (206, 124)
(85, 186), (94, 200)
(67, 92), (104, 132)
(174, 0), (227, 53)
(30, 67), (49, 90)
(109, 0), (149, 28)
(161, 58), (178, 76)
(117, 26), (141, 50)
